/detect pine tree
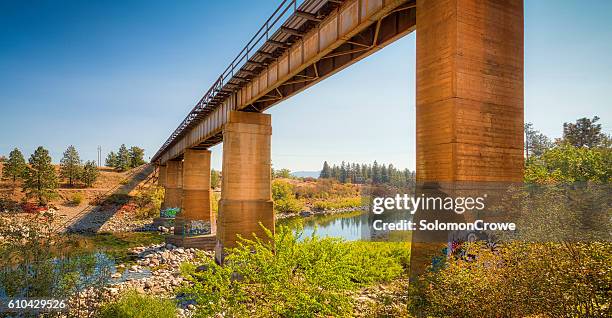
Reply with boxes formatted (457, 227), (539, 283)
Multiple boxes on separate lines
(339, 161), (347, 183)
(372, 161), (380, 184)
(320, 161), (331, 179)
(116, 144), (131, 171)
(105, 151), (118, 168)
(60, 145), (82, 186)
(129, 146), (146, 168)
(23, 146), (58, 204)
(2, 148), (27, 183)
(381, 164), (389, 183)
(81, 160), (99, 187)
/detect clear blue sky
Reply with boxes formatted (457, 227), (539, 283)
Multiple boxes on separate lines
(1, 0), (610, 171)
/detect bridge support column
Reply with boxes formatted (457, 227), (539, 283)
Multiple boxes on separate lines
(157, 164), (167, 187)
(216, 111), (273, 263)
(162, 160), (182, 210)
(174, 149), (215, 235)
(411, 0), (524, 275)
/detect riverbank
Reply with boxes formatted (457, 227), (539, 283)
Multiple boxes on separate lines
(275, 204), (367, 220)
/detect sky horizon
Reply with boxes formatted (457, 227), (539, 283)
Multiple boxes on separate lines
(1, 0), (611, 172)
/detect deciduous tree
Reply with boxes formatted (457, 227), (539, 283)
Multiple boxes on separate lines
(211, 169), (221, 189)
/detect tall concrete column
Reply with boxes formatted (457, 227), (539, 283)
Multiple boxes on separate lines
(216, 111), (273, 261)
(411, 0), (524, 275)
(157, 164), (167, 187)
(415, 0), (524, 184)
(175, 148), (214, 235)
(162, 160), (183, 210)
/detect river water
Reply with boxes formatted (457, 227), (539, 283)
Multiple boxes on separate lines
(277, 210), (412, 242)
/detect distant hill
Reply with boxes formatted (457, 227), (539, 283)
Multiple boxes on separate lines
(291, 171), (320, 178)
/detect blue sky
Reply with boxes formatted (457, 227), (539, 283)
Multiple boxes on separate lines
(1, 0), (610, 171)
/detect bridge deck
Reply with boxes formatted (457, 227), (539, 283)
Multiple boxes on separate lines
(153, 0), (416, 164)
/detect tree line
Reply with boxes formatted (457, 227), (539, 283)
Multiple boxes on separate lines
(319, 160), (415, 187)
(105, 144), (145, 171)
(524, 116), (611, 183)
(2, 144), (147, 205)
(1, 145), (99, 204)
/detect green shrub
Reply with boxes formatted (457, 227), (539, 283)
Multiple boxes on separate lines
(525, 143), (612, 183)
(272, 180), (304, 214)
(102, 193), (131, 205)
(67, 192), (84, 205)
(97, 290), (176, 318)
(135, 186), (164, 218)
(411, 241), (612, 317)
(312, 197), (363, 211)
(180, 227), (409, 317)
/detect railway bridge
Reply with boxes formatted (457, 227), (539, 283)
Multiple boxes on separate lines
(153, 0), (524, 262)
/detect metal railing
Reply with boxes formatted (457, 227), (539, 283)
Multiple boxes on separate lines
(152, 0), (307, 162)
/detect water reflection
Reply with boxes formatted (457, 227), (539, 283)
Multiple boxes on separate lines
(278, 210), (412, 242)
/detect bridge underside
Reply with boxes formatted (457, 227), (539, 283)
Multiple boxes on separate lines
(154, 0), (524, 265)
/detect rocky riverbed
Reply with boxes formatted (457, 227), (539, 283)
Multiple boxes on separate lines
(68, 243), (210, 317)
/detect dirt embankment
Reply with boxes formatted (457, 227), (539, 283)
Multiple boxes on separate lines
(1, 164), (158, 232)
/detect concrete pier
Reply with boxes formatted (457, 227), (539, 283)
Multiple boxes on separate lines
(216, 111), (273, 262)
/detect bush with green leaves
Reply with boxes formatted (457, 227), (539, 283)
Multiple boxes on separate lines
(97, 290), (176, 318)
(272, 179), (304, 214)
(180, 227), (409, 317)
(312, 197), (363, 211)
(525, 143), (611, 183)
(410, 241), (611, 318)
(134, 186), (164, 219)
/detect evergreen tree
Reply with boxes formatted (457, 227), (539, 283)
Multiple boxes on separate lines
(2, 148), (27, 182)
(116, 144), (131, 171)
(23, 146), (58, 204)
(381, 164), (389, 183)
(361, 164), (369, 181)
(105, 151), (118, 168)
(372, 161), (381, 184)
(320, 161), (331, 179)
(562, 116), (607, 148)
(339, 161), (347, 183)
(81, 160), (99, 187)
(129, 146), (146, 168)
(331, 165), (340, 180)
(60, 145), (82, 186)
(354, 163), (363, 183)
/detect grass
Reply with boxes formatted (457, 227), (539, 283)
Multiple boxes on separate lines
(97, 290), (176, 318)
